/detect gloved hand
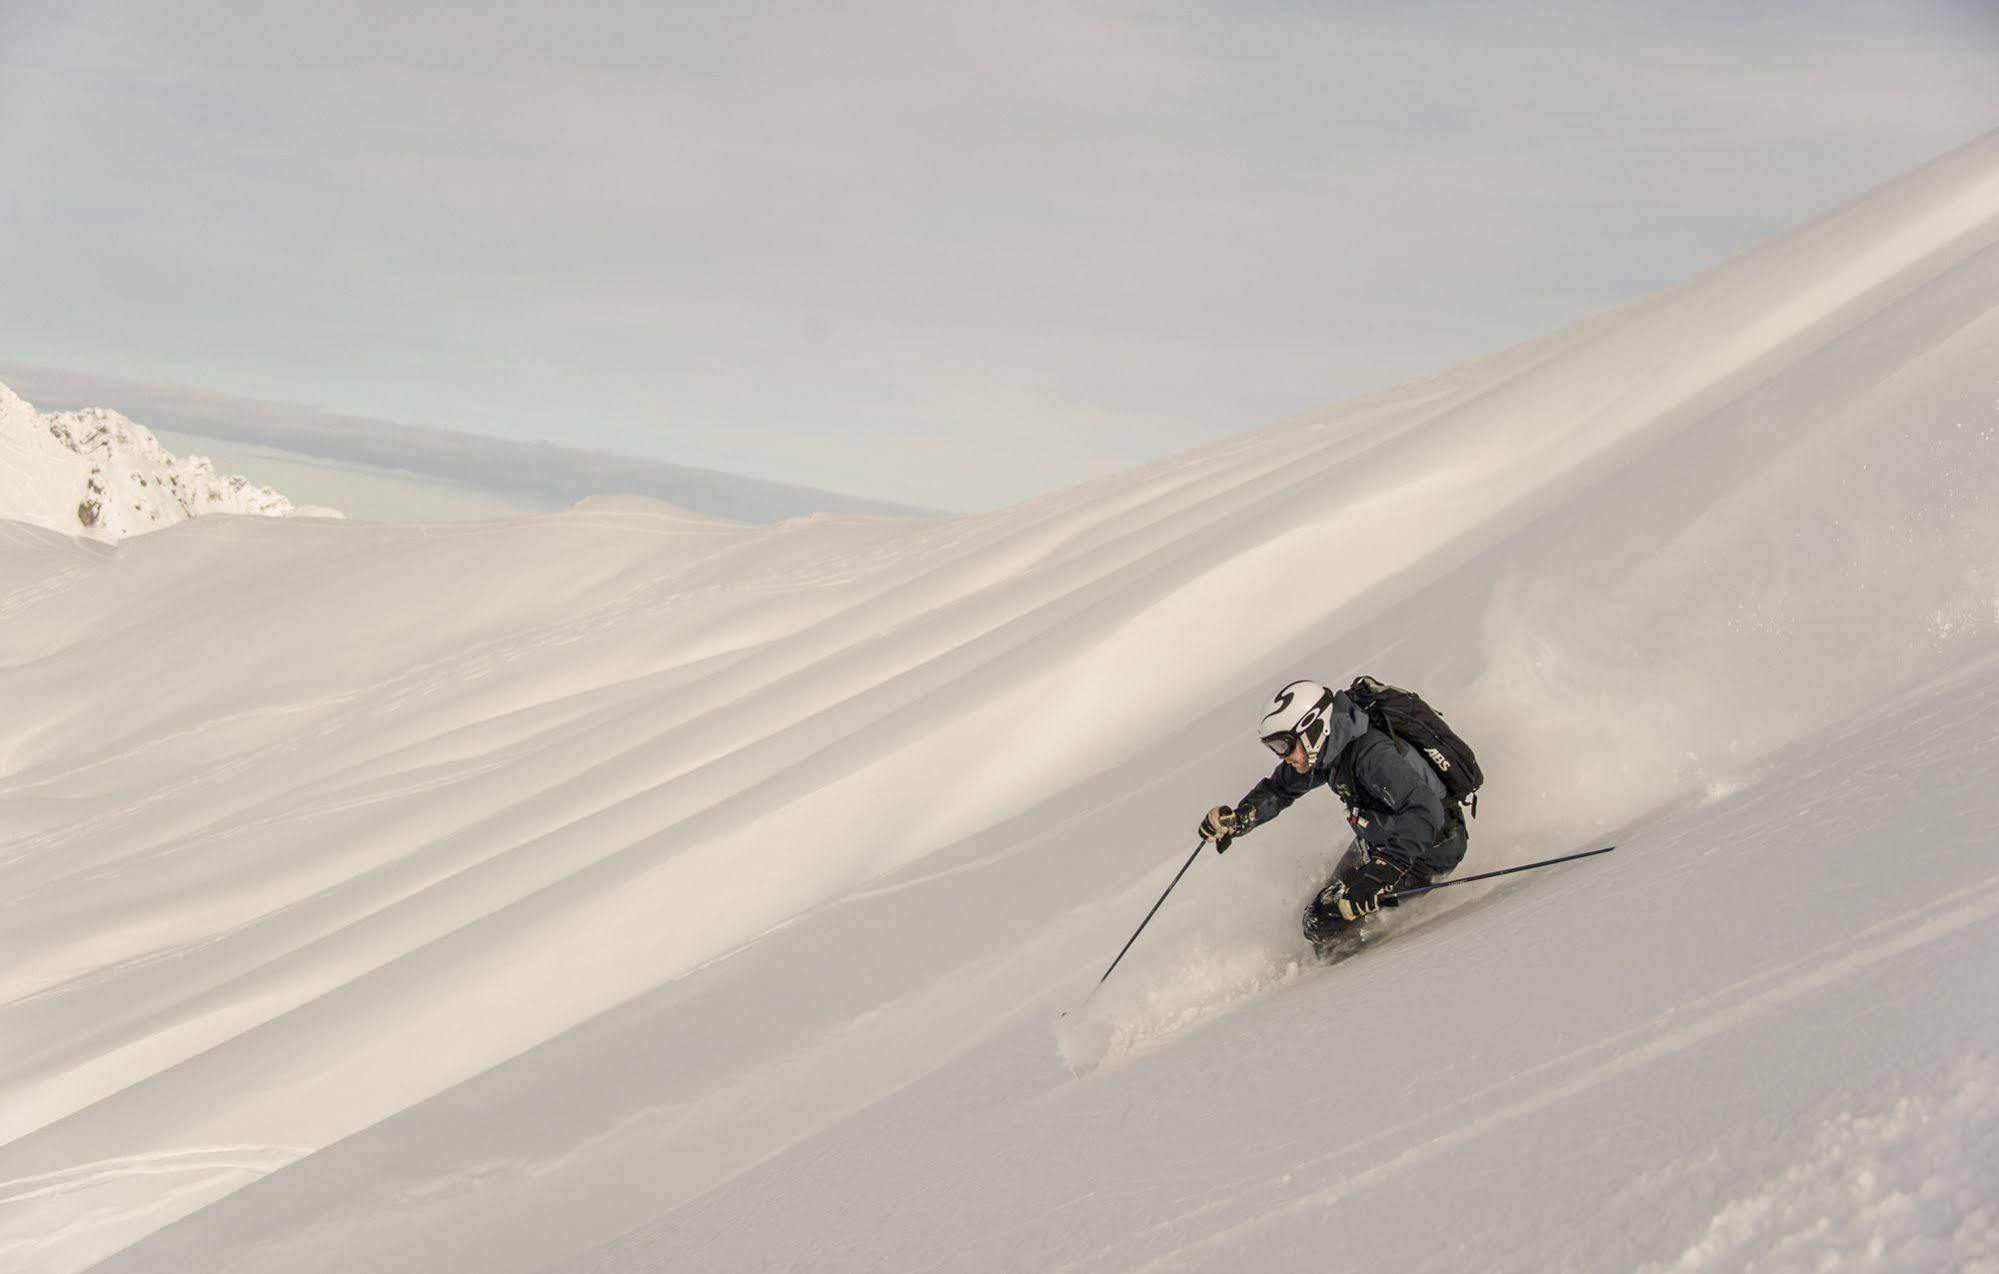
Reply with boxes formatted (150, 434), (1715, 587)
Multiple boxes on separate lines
(1334, 856), (1408, 921)
(1199, 804), (1231, 856)
(1199, 804), (1251, 852)
(1347, 809), (1393, 849)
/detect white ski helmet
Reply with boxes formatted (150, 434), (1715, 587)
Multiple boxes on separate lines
(1259, 679), (1337, 765)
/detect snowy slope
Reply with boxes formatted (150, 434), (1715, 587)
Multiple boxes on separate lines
(0, 130), (1996, 1274)
(0, 381), (336, 540)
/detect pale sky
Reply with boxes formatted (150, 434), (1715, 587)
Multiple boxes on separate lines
(3, 1), (1996, 512)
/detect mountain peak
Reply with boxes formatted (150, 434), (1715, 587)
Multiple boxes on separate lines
(0, 378), (340, 540)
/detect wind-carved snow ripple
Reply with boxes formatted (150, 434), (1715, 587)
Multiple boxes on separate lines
(0, 566), (85, 623)
(0, 1145), (304, 1265)
(0, 573), (689, 869)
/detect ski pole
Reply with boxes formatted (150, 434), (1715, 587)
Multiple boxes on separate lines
(1386, 845), (1615, 902)
(1093, 840), (1208, 989)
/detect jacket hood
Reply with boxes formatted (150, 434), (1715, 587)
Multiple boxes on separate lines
(1315, 691), (1371, 769)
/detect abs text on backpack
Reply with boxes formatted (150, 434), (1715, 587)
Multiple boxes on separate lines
(1345, 676), (1484, 813)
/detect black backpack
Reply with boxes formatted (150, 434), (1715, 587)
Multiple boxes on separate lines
(1346, 675), (1484, 813)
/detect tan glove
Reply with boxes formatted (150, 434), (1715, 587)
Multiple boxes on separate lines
(1199, 805), (1245, 852)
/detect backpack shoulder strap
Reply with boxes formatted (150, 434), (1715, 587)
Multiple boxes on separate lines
(1337, 730), (1403, 809)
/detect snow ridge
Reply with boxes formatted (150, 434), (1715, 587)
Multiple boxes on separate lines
(0, 380), (337, 540)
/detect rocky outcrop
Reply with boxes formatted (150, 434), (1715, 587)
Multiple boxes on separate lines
(0, 380), (337, 540)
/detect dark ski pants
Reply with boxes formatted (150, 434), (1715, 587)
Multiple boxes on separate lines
(1301, 841), (1433, 954)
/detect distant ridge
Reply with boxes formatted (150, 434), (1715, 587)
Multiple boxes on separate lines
(0, 366), (937, 523)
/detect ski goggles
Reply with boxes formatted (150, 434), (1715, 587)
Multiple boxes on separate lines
(1263, 714), (1327, 759)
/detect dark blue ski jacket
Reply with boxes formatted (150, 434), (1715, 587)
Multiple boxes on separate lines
(1236, 691), (1468, 876)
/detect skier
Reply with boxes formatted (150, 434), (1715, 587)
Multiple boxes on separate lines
(1198, 679), (1471, 956)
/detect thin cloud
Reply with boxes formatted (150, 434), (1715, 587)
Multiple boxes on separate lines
(3, 2), (1996, 509)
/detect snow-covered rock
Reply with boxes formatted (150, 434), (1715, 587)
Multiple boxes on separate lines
(0, 379), (339, 540)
